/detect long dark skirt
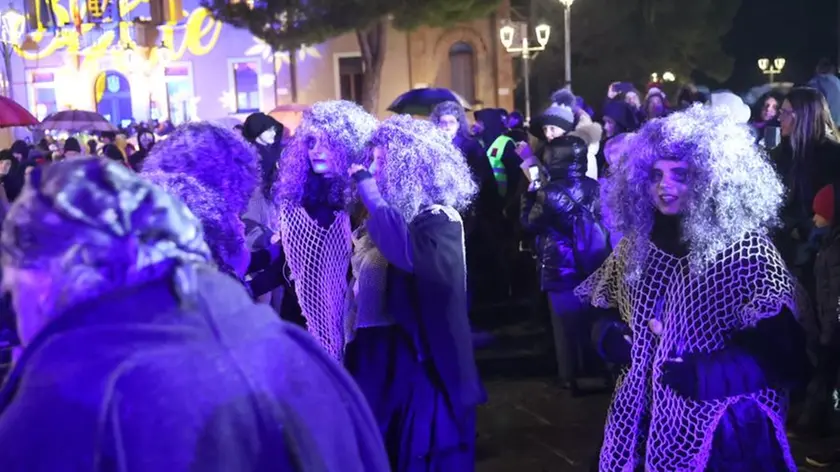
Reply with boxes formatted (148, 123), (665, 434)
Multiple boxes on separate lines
(345, 326), (475, 472)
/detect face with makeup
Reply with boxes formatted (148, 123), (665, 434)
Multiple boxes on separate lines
(649, 159), (690, 215)
(305, 132), (335, 175)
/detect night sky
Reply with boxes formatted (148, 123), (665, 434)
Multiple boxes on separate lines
(720, 0), (836, 90)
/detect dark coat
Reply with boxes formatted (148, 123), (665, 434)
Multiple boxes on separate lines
(521, 131), (600, 292)
(0, 268), (389, 472)
(773, 137), (840, 268)
(814, 184), (840, 346)
(364, 202), (485, 423)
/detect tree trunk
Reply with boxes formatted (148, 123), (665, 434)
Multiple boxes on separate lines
(356, 18), (388, 114)
(289, 48), (299, 103)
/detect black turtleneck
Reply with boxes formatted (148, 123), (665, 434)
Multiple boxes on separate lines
(650, 211), (688, 257)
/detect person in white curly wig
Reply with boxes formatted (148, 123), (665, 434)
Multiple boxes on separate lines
(576, 105), (811, 471)
(346, 115), (483, 471)
(141, 121), (261, 218)
(272, 100), (378, 361)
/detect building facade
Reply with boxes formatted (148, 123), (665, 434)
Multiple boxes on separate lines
(3, 0), (514, 131)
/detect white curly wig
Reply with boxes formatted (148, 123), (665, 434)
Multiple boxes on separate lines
(603, 104), (785, 277)
(274, 100), (378, 209)
(141, 121), (260, 216)
(366, 114), (477, 223)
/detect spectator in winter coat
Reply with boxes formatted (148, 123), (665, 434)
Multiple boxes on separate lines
(520, 113), (606, 395)
(805, 183), (840, 467)
(808, 58), (840, 125)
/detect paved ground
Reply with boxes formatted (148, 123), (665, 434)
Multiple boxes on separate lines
(471, 300), (840, 471)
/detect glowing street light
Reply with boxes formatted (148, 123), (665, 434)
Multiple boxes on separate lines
(499, 21), (551, 122)
(0, 4), (23, 99)
(651, 71), (676, 83)
(557, 0), (575, 88)
(758, 57), (785, 83)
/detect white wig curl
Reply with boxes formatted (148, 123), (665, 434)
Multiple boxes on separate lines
(141, 121), (260, 216)
(367, 115), (477, 222)
(274, 100), (378, 208)
(603, 104), (784, 277)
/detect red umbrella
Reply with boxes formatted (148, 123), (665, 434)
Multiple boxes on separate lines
(0, 96), (38, 128)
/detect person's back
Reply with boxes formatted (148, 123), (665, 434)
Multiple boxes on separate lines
(0, 158), (389, 472)
(809, 59), (840, 125)
(0, 268), (388, 471)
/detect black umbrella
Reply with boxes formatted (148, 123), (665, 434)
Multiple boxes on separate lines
(387, 88), (471, 116)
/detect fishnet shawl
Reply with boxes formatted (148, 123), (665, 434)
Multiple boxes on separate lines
(575, 232), (798, 472)
(280, 203), (352, 362)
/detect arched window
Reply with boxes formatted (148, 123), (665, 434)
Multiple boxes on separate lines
(449, 42), (475, 104)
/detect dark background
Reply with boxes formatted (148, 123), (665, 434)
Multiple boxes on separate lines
(511, 0), (839, 110)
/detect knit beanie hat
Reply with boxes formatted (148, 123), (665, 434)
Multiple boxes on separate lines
(529, 103), (575, 141)
(813, 184), (835, 223)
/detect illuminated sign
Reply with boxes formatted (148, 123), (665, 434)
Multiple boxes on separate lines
(15, 0), (222, 66)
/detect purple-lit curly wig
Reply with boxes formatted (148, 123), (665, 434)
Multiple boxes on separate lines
(603, 104), (784, 278)
(366, 115), (477, 222)
(141, 121), (260, 216)
(274, 100), (378, 209)
(143, 172), (246, 275)
(429, 101), (471, 137)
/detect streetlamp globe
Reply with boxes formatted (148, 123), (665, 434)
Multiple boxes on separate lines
(757, 58), (769, 71)
(535, 23), (551, 47)
(156, 41), (173, 67)
(0, 5), (24, 46)
(662, 71), (675, 82)
(558, 0), (575, 7)
(499, 24), (515, 50)
(774, 57), (786, 70)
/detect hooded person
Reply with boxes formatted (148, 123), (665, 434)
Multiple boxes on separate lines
(128, 129), (155, 171)
(0, 157), (390, 472)
(575, 105), (810, 471)
(273, 100), (378, 361)
(430, 101), (506, 306)
(347, 115), (484, 471)
(240, 112), (284, 247)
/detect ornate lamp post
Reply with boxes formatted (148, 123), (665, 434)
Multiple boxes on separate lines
(650, 71), (676, 83)
(499, 21), (551, 122)
(558, 0), (575, 87)
(0, 5), (24, 100)
(758, 57), (785, 83)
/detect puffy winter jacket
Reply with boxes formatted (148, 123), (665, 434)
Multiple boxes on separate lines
(521, 125), (601, 292)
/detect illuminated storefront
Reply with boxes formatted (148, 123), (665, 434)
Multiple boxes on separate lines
(7, 0), (277, 125)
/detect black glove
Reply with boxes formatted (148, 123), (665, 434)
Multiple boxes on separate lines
(661, 347), (767, 402)
(660, 353), (699, 399)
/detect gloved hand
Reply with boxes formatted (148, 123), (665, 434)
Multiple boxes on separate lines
(661, 347), (766, 401)
(660, 353), (698, 399)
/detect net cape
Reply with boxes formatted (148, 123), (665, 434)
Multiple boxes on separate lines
(575, 232), (799, 471)
(280, 203), (352, 362)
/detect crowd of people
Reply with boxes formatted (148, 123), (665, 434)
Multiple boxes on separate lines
(0, 62), (839, 470)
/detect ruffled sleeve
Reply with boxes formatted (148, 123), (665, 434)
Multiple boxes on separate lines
(574, 237), (629, 310)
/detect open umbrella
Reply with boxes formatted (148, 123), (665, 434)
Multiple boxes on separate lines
(269, 103), (309, 135)
(40, 110), (116, 132)
(0, 96), (38, 128)
(387, 88), (471, 116)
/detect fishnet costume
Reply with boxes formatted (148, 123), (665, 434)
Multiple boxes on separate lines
(575, 232), (799, 472)
(280, 203), (352, 362)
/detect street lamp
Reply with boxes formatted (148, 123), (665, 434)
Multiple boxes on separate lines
(650, 71), (676, 83)
(499, 21), (551, 122)
(758, 57), (785, 83)
(558, 0), (575, 87)
(0, 5), (24, 100)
